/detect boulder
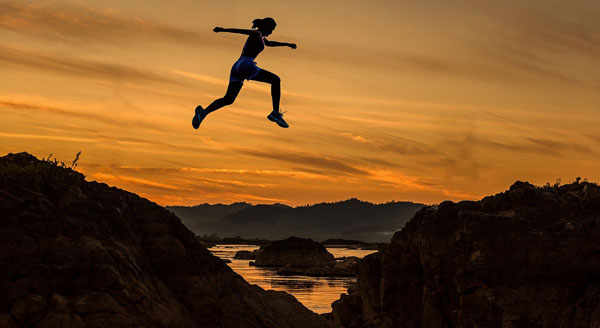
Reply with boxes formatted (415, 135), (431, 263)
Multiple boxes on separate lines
(250, 237), (360, 277)
(233, 250), (258, 260)
(253, 236), (334, 267)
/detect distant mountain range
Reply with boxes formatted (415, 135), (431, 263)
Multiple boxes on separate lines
(166, 199), (424, 242)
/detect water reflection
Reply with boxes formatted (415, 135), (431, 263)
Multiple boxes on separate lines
(208, 244), (377, 313)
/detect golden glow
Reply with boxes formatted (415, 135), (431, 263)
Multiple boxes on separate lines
(1, 0), (599, 206)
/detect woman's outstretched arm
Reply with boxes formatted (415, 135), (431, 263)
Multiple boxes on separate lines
(213, 27), (259, 36)
(264, 39), (297, 49)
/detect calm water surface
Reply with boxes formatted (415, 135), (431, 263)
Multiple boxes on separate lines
(208, 244), (377, 313)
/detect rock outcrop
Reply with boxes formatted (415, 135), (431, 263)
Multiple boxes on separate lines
(234, 250), (258, 260)
(0, 153), (334, 328)
(332, 180), (600, 328)
(250, 237), (357, 277)
(253, 237), (335, 267)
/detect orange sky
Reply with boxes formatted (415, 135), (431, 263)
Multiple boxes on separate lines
(1, 0), (599, 206)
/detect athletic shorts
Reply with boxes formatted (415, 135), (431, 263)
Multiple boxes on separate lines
(230, 56), (261, 82)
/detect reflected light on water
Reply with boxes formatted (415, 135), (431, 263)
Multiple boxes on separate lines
(209, 244), (377, 314)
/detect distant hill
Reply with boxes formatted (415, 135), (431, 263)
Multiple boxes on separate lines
(167, 199), (424, 243)
(167, 202), (252, 234)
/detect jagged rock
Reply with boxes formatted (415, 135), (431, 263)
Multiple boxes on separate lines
(332, 180), (600, 328)
(0, 152), (334, 328)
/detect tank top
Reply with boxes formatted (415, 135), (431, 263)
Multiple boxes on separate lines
(240, 32), (265, 59)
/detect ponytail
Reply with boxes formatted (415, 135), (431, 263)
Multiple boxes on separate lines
(252, 17), (276, 30)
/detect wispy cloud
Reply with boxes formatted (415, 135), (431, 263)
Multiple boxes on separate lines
(341, 133), (372, 144)
(298, 1), (599, 87)
(463, 1), (600, 86)
(0, 98), (169, 132)
(84, 164), (330, 180)
(466, 135), (594, 158)
(237, 148), (369, 176)
(586, 134), (600, 143)
(491, 2), (600, 58)
(0, 45), (184, 86)
(91, 173), (186, 191)
(0, 1), (219, 45)
(0, 132), (97, 143)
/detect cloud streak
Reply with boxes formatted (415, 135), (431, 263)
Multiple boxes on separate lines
(237, 148), (369, 176)
(0, 99), (169, 132)
(91, 173), (186, 191)
(0, 45), (183, 86)
(0, 1), (218, 45)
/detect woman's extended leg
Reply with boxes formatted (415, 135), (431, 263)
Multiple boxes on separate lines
(205, 81), (243, 114)
(249, 69), (280, 112)
(193, 80), (243, 129)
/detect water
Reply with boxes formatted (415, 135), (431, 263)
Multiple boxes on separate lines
(208, 244), (377, 314)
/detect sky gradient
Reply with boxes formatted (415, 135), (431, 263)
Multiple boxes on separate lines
(1, 0), (599, 206)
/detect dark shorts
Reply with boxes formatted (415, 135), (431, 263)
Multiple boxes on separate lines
(230, 56), (261, 83)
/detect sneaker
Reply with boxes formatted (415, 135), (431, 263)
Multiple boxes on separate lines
(267, 110), (289, 128)
(192, 105), (207, 129)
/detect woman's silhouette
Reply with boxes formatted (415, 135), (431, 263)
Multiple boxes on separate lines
(193, 17), (296, 129)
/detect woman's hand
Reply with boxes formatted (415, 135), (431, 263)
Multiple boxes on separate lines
(289, 43), (297, 49)
(213, 27), (224, 33)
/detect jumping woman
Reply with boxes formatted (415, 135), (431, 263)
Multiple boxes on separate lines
(192, 17), (296, 129)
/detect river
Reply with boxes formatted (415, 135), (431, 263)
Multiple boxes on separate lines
(208, 244), (377, 314)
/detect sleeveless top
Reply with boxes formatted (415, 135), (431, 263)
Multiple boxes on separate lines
(240, 32), (265, 59)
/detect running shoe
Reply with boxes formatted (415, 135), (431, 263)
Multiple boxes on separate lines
(267, 110), (289, 128)
(192, 105), (207, 129)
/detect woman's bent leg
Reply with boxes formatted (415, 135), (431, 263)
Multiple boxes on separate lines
(205, 81), (243, 114)
(249, 69), (280, 112)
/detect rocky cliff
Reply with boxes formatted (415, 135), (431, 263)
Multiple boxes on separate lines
(0, 153), (334, 328)
(332, 181), (600, 328)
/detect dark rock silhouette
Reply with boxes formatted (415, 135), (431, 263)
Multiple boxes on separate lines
(234, 250), (258, 260)
(332, 180), (600, 327)
(0, 152), (334, 328)
(250, 237), (357, 277)
(167, 199), (424, 243)
(254, 237), (334, 267)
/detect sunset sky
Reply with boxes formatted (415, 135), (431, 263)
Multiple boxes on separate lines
(1, 0), (599, 206)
